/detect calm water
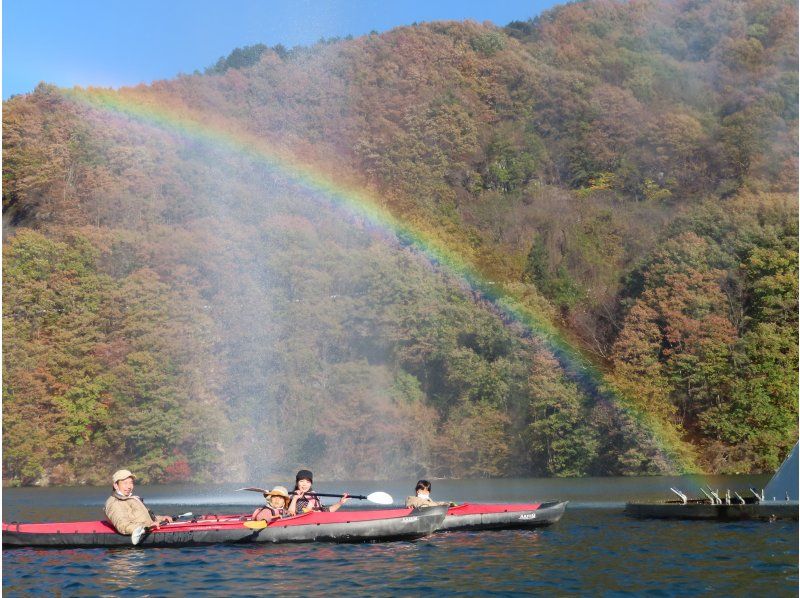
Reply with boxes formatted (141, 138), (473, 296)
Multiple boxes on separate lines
(3, 476), (797, 596)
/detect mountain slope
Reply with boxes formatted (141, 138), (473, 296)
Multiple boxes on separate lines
(3, 0), (796, 484)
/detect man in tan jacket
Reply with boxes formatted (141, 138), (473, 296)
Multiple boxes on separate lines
(104, 469), (172, 545)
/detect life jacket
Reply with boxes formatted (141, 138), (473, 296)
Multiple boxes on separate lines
(294, 492), (327, 513)
(252, 503), (287, 520)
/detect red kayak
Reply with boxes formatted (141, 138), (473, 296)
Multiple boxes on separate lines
(2, 506), (448, 548)
(441, 501), (567, 531)
(225, 500), (568, 532)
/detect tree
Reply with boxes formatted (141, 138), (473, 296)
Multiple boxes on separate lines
(523, 351), (598, 476)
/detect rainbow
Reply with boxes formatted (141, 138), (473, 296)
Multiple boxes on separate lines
(60, 85), (698, 473)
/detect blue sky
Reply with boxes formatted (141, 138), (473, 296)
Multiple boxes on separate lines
(3, 0), (562, 99)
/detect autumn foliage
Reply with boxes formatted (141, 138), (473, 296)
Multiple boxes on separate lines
(3, 0), (797, 484)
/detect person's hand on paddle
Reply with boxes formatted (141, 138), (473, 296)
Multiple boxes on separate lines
(329, 493), (349, 513)
(155, 515), (173, 526)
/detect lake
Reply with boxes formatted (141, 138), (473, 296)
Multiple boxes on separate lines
(3, 475), (797, 596)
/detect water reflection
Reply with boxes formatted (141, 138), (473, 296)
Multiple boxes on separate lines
(102, 549), (149, 593)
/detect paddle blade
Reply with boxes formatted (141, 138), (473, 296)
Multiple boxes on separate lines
(237, 487), (269, 494)
(243, 520), (267, 530)
(366, 491), (393, 505)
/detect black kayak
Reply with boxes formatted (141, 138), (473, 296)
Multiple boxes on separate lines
(626, 442), (798, 522)
(2, 506), (448, 548)
(624, 499), (799, 521)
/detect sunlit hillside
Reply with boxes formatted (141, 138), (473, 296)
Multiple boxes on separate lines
(3, 0), (797, 485)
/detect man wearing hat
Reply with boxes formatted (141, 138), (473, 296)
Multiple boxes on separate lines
(104, 469), (172, 545)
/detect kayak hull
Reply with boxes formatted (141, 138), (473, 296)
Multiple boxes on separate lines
(1, 519), (259, 548)
(440, 501), (568, 531)
(248, 505), (447, 543)
(2, 506), (448, 548)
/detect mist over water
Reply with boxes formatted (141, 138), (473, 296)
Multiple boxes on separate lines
(133, 130), (443, 481)
(69, 102), (671, 485)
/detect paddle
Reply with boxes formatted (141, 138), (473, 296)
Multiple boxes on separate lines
(306, 491), (394, 505)
(169, 511), (193, 522)
(236, 487), (394, 505)
(243, 520), (268, 530)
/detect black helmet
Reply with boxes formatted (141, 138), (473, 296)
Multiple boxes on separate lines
(296, 469), (313, 483)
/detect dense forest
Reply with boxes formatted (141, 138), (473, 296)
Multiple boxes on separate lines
(3, 0), (797, 485)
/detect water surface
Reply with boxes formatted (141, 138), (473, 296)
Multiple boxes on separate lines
(3, 476), (797, 596)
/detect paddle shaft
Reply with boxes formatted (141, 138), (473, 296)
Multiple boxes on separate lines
(292, 492), (366, 500)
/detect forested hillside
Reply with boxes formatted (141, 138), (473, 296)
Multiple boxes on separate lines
(3, 0), (797, 485)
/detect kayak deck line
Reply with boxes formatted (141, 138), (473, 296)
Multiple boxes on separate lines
(3, 518), (255, 535)
(446, 502), (542, 514)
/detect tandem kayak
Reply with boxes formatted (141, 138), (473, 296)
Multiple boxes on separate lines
(440, 501), (567, 531)
(2, 506), (448, 548)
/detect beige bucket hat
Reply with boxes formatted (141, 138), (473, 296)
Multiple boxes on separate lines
(112, 469), (136, 484)
(265, 485), (291, 499)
